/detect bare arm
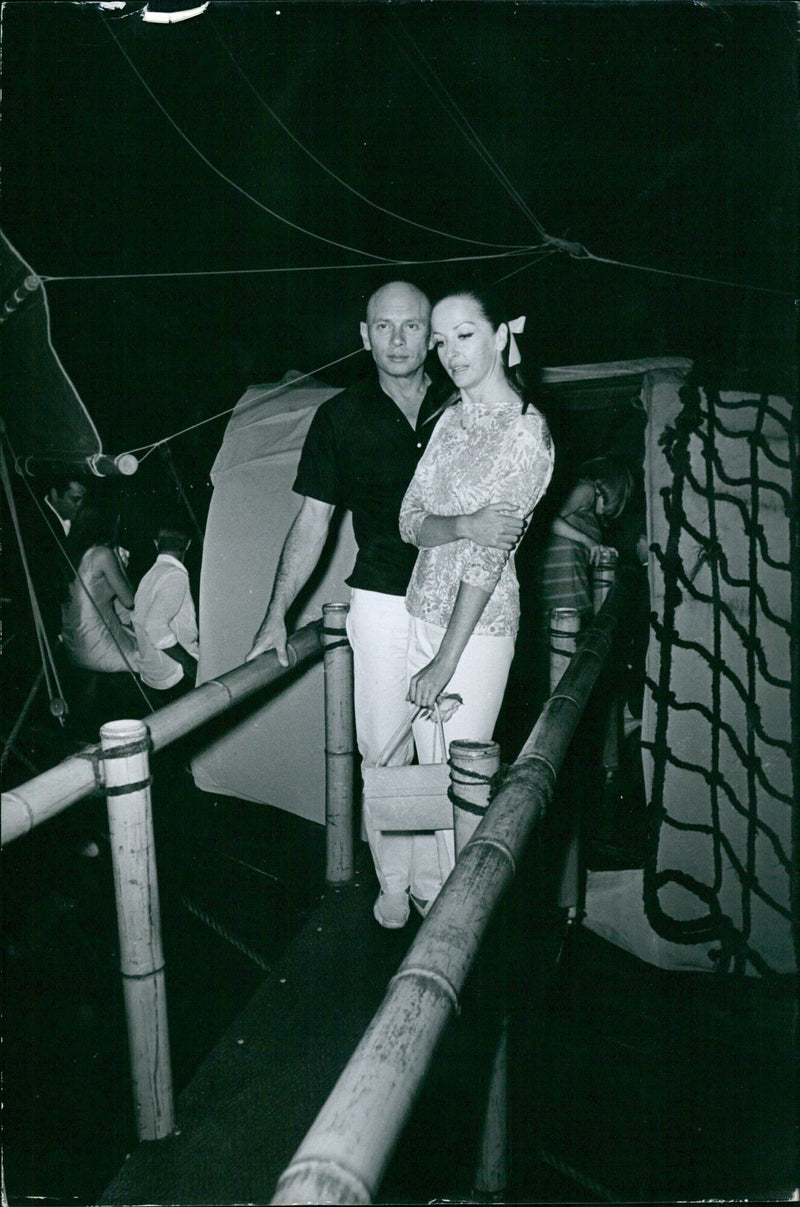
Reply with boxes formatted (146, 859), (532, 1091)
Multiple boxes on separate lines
(247, 496), (335, 666)
(406, 581), (491, 708)
(98, 546), (135, 610)
(551, 516), (615, 565)
(552, 514), (597, 550)
(401, 463), (522, 553)
(416, 503), (525, 551)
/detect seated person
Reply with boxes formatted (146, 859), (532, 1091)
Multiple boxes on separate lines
(133, 526), (199, 705)
(59, 501), (139, 737)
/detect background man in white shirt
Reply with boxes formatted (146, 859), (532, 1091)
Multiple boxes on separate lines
(133, 527), (199, 704)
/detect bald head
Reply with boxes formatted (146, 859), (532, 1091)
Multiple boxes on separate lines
(365, 281), (431, 325)
(360, 281), (432, 384)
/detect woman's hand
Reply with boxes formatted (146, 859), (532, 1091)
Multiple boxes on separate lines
(589, 543), (617, 566)
(407, 655), (456, 710)
(407, 582), (491, 712)
(463, 503), (524, 550)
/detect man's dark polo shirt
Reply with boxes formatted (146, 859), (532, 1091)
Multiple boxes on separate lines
(293, 374), (452, 596)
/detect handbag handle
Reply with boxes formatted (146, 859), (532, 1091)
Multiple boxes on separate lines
(375, 701), (447, 768)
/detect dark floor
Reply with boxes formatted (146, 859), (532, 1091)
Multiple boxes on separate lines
(1, 723), (797, 1206)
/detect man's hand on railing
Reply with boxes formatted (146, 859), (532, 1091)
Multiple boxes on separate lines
(246, 612), (289, 667)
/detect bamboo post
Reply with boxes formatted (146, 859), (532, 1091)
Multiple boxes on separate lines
(450, 739), (501, 858)
(548, 608), (581, 694)
(593, 549), (619, 781)
(322, 603), (354, 884)
(101, 719), (175, 1141)
(476, 1015), (508, 1203)
(449, 740), (507, 1202)
(549, 609), (581, 913)
(592, 547), (617, 613)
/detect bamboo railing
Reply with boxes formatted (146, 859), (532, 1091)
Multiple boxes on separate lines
(271, 584), (620, 1205)
(1, 619), (326, 847)
(3, 572), (618, 1197)
(1, 613), (340, 1142)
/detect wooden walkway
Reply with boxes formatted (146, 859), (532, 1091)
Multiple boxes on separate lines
(3, 755), (793, 1204)
(100, 850), (498, 1205)
(99, 830), (797, 1205)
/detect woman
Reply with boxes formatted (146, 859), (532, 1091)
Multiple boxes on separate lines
(539, 453), (634, 625)
(397, 288), (554, 906)
(59, 502), (139, 735)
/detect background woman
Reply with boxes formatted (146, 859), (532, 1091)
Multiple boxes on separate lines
(538, 452), (634, 627)
(397, 288), (554, 910)
(59, 501), (139, 737)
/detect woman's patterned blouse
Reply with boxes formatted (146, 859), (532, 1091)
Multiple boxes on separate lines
(399, 392), (555, 637)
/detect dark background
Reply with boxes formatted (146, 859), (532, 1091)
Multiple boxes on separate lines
(0, 8), (796, 1202)
(2, 0), (796, 469)
(2, 0), (796, 705)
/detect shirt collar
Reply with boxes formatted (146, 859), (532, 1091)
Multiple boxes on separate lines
(420, 386), (459, 429)
(156, 553), (187, 570)
(44, 495), (70, 534)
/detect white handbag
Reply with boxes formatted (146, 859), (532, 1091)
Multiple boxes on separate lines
(362, 703), (453, 832)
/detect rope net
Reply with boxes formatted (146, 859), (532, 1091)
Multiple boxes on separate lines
(639, 375), (793, 976)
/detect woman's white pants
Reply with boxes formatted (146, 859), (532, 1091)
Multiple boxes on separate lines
(348, 588), (514, 902)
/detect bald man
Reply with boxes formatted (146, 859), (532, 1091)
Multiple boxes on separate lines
(248, 282), (519, 927)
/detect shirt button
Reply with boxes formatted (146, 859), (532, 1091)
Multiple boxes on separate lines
(416, 442), (422, 448)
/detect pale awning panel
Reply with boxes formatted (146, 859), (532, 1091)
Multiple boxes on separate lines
(191, 373), (355, 823)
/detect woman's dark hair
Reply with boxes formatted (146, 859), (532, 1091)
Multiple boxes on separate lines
(431, 285), (532, 406)
(578, 454), (635, 521)
(58, 502), (119, 602)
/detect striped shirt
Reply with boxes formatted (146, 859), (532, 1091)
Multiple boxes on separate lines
(538, 480), (601, 620)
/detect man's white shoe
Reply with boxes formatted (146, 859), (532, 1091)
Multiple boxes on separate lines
(373, 891), (410, 929)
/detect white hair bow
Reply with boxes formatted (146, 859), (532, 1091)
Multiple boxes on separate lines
(507, 316), (526, 367)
